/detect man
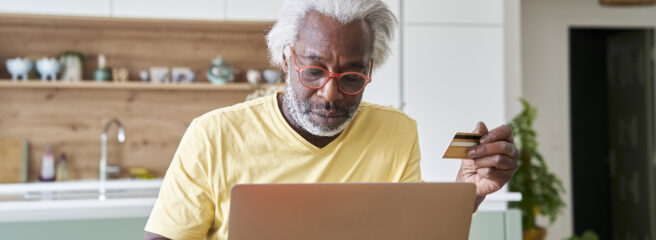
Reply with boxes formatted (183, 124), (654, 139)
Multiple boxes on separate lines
(144, 0), (518, 239)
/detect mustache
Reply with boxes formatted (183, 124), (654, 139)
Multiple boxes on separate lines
(301, 101), (355, 113)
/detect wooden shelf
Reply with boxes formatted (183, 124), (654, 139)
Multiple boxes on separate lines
(0, 14), (273, 82)
(0, 80), (278, 91)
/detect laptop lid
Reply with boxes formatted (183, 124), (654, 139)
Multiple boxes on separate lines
(228, 183), (476, 240)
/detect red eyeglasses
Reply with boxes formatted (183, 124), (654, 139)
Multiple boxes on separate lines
(288, 45), (373, 95)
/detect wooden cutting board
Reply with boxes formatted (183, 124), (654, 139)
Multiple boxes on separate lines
(0, 139), (28, 183)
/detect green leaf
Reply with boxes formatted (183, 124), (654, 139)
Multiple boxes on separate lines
(509, 98), (566, 230)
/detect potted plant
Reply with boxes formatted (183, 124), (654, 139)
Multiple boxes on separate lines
(507, 99), (566, 240)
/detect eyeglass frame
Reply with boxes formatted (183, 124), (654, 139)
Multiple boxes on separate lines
(287, 45), (373, 95)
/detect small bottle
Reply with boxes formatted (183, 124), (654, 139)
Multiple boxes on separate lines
(56, 153), (70, 181)
(39, 146), (56, 182)
(94, 54), (111, 82)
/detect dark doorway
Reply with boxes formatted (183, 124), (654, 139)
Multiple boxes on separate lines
(570, 28), (656, 240)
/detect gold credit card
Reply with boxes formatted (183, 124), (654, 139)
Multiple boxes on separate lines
(442, 132), (483, 159)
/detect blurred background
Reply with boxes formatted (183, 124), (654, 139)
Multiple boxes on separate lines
(0, 0), (654, 239)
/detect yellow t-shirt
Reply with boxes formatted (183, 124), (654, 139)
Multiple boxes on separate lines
(145, 93), (421, 240)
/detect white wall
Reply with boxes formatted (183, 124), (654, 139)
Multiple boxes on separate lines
(112, 0), (225, 20)
(224, 0), (283, 21)
(521, 0), (656, 239)
(0, 0), (111, 16)
(0, 0), (287, 21)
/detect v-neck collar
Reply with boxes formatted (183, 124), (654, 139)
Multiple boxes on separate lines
(270, 93), (353, 152)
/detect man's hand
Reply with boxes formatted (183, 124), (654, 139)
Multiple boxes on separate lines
(456, 121), (519, 212)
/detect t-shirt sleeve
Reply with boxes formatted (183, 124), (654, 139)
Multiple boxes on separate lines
(145, 119), (215, 239)
(400, 126), (422, 182)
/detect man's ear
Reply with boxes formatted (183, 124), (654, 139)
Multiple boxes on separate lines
(281, 52), (289, 74)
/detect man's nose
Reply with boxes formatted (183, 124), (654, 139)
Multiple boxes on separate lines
(316, 76), (343, 102)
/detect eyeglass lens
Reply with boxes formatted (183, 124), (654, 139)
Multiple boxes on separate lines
(299, 67), (366, 93)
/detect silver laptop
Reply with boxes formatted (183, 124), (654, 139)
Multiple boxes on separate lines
(228, 183), (476, 240)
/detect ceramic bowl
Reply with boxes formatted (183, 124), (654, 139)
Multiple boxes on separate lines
(6, 58), (32, 80)
(262, 69), (282, 84)
(246, 69), (262, 85)
(36, 57), (60, 80)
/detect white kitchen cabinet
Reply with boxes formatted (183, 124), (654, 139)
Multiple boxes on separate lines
(403, 25), (505, 181)
(404, 0), (503, 24)
(225, 0), (283, 21)
(0, 0), (111, 16)
(365, 35), (401, 108)
(363, 0), (401, 108)
(112, 0), (224, 20)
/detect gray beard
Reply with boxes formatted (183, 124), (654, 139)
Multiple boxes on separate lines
(282, 77), (358, 137)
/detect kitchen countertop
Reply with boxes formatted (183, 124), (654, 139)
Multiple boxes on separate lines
(0, 198), (157, 222)
(0, 179), (521, 222)
(0, 179), (163, 222)
(0, 178), (163, 194)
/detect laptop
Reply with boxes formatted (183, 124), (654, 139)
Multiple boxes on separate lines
(228, 183), (476, 240)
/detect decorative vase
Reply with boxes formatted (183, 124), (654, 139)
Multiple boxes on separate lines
(206, 55), (234, 85)
(59, 51), (84, 82)
(94, 68), (111, 82)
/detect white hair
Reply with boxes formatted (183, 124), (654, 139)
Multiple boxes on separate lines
(266, 0), (397, 69)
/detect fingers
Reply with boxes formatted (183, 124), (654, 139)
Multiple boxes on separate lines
(480, 125), (514, 144)
(476, 168), (515, 186)
(472, 155), (518, 170)
(472, 121), (488, 135)
(468, 141), (518, 159)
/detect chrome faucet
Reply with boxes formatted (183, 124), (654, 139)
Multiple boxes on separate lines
(99, 118), (125, 200)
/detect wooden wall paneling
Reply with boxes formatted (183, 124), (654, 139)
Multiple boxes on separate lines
(0, 139), (25, 183)
(0, 86), (256, 180)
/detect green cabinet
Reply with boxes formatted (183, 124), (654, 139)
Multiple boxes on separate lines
(0, 217), (148, 240)
(0, 210), (521, 239)
(470, 209), (522, 240)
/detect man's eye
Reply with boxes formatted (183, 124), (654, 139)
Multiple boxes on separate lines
(342, 75), (359, 82)
(303, 68), (324, 77)
(340, 74), (365, 85)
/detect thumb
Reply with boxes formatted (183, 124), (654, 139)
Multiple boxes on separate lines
(473, 121), (488, 134)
